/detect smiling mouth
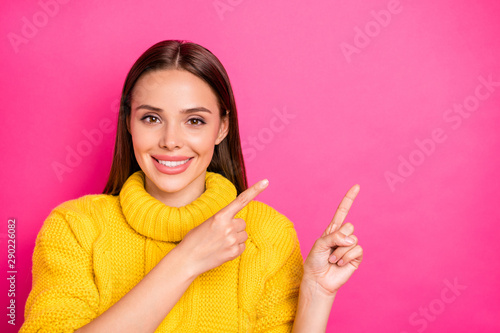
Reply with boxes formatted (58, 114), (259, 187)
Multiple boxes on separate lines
(154, 157), (193, 167)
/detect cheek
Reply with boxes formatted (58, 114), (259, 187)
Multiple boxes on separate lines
(188, 130), (218, 156)
(189, 137), (213, 152)
(130, 125), (156, 154)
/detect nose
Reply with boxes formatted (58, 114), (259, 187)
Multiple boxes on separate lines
(159, 122), (183, 150)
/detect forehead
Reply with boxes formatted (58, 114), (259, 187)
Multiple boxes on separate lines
(131, 69), (219, 111)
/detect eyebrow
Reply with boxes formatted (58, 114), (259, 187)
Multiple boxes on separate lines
(135, 104), (212, 114)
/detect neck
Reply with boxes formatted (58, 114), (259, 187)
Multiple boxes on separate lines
(119, 170), (237, 242)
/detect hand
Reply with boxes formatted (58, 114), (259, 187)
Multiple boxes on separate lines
(302, 184), (363, 296)
(176, 178), (269, 278)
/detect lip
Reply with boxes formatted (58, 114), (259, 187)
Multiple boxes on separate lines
(151, 155), (192, 161)
(151, 156), (193, 175)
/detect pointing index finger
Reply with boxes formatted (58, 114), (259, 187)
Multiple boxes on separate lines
(218, 179), (269, 218)
(324, 184), (360, 236)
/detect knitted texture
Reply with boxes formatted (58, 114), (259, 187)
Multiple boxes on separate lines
(20, 171), (304, 332)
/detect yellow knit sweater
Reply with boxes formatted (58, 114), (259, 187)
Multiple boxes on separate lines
(20, 171), (304, 332)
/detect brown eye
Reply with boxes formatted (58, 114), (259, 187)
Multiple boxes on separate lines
(188, 118), (206, 126)
(143, 115), (160, 123)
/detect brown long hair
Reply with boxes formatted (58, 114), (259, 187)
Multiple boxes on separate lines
(103, 40), (248, 195)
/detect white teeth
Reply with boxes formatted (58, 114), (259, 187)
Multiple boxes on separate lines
(157, 158), (191, 167)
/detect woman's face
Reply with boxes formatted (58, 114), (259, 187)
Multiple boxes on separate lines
(127, 69), (229, 205)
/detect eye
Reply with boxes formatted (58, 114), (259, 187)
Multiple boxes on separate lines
(142, 115), (160, 124)
(187, 118), (206, 126)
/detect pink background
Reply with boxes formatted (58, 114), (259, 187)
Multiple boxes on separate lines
(1, 0), (499, 332)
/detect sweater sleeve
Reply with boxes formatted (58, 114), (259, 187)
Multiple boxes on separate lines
(20, 207), (100, 333)
(254, 223), (304, 333)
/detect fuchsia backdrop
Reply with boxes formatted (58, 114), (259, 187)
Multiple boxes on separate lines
(1, 1), (499, 332)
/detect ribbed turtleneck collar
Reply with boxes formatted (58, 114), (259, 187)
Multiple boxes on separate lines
(119, 170), (237, 242)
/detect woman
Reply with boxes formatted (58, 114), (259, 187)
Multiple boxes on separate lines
(20, 40), (363, 333)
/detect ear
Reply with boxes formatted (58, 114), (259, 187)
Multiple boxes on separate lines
(215, 113), (230, 145)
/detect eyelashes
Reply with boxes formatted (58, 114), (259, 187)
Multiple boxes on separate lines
(141, 115), (206, 126)
(141, 115), (160, 123)
(187, 118), (206, 126)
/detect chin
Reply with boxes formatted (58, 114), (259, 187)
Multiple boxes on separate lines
(141, 155), (208, 191)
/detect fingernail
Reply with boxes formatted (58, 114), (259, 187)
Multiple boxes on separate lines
(345, 236), (355, 244)
(329, 255), (337, 263)
(338, 259), (344, 266)
(260, 179), (269, 189)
